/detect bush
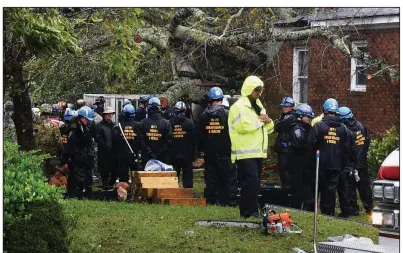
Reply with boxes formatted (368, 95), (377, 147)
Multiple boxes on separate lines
(3, 201), (73, 253)
(3, 141), (64, 224)
(3, 141), (73, 253)
(368, 126), (399, 181)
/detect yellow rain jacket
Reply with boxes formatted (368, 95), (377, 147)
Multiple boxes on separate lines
(311, 113), (324, 126)
(228, 76), (274, 163)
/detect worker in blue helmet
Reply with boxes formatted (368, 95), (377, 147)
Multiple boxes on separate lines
(273, 96), (297, 189)
(288, 104), (315, 211)
(65, 106), (95, 198)
(138, 97), (173, 169)
(337, 106), (372, 217)
(118, 99), (133, 122)
(199, 87), (237, 206)
(308, 99), (357, 216)
(311, 98), (339, 126)
(169, 101), (197, 188)
(111, 104), (140, 184)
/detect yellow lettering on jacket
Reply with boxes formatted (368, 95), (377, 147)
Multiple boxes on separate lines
(206, 118), (223, 134)
(147, 125), (161, 141)
(324, 128), (340, 145)
(173, 124), (187, 138)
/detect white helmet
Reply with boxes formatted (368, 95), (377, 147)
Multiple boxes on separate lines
(174, 101), (186, 112)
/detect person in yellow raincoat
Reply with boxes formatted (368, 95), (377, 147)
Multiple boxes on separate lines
(228, 76), (274, 218)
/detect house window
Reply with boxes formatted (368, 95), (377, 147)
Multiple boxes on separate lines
(350, 41), (368, 92)
(292, 48), (309, 104)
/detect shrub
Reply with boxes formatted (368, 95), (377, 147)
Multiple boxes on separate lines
(3, 141), (73, 253)
(3, 201), (73, 253)
(368, 126), (400, 181)
(3, 141), (64, 224)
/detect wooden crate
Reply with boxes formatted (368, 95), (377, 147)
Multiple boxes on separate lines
(131, 171), (180, 201)
(161, 198), (207, 206)
(151, 188), (194, 203)
(131, 171), (177, 178)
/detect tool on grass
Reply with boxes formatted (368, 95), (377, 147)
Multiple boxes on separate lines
(195, 205), (302, 234)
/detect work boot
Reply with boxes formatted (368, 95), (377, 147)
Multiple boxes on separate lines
(337, 212), (350, 218)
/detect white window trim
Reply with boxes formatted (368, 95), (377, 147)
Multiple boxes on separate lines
(350, 41), (368, 92)
(292, 47), (308, 104)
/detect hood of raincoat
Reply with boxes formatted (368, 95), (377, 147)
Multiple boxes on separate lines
(241, 76), (264, 97)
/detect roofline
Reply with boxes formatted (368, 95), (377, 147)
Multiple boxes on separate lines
(310, 15), (400, 28)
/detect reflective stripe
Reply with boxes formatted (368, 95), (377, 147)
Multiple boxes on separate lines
(232, 148), (261, 155)
(263, 149), (268, 153)
(229, 125), (235, 131)
(231, 113), (244, 124)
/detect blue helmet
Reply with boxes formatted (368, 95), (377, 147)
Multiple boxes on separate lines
(338, 106), (353, 119)
(123, 99), (132, 106)
(323, 98), (339, 113)
(208, 87), (224, 100)
(77, 106), (94, 121)
(67, 103), (74, 110)
(280, 96), (295, 107)
(148, 97), (161, 108)
(64, 108), (74, 121)
(123, 104), (135, 117)
(296, 104), (314, 118)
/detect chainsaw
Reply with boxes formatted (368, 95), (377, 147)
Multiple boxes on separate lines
(195, 204), (302, 234)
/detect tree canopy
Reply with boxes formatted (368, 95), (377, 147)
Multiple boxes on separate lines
(3, 7), (399, 150)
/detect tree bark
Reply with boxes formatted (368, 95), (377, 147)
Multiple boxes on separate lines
(5, 44), (35, 151)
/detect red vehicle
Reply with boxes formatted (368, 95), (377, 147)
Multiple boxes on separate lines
(371, 148), (400, 248)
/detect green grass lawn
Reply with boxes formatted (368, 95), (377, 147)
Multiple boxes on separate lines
(63, 200), (377, 253)
(63, 170), (377, 253)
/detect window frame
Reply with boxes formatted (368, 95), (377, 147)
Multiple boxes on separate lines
(350, 41), (368, 92)
(292, 47), (309, 104)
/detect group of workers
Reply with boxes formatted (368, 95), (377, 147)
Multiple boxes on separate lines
(28, 75), (372, 219)
(273, 94), (373, 218)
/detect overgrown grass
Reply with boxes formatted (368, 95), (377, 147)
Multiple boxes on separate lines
(64, 199), (377, 253)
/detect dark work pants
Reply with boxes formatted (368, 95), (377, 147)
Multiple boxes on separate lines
(109, 157), (130, 184)
(67, 158), (86, 198)
(171, 156), (194, 188)
(319, 169), (340, 216)
(204, 156), (237, 207)
(337, 169), (353, 214)
(84, 154), (94, 196)
(278, 153), (291, 188)
(236, 158), (263, 217)
(351, 167), (373, 213)
(99, 155), (115, 189)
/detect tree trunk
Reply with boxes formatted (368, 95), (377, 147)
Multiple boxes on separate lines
(11, 74), (35, 151)
(5, 43), (35, 151)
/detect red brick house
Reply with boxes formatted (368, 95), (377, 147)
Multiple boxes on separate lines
(263, 8), (399, 136)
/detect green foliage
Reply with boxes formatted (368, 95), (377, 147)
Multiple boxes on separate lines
(4, 200), (74, 253)
(368, 126), (399, 180)
(100, 8), (144, 80)
(3, 141), (64, 224)
(5, 8), (82, 55)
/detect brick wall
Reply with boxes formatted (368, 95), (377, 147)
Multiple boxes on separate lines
(263, 28), (400, 137)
